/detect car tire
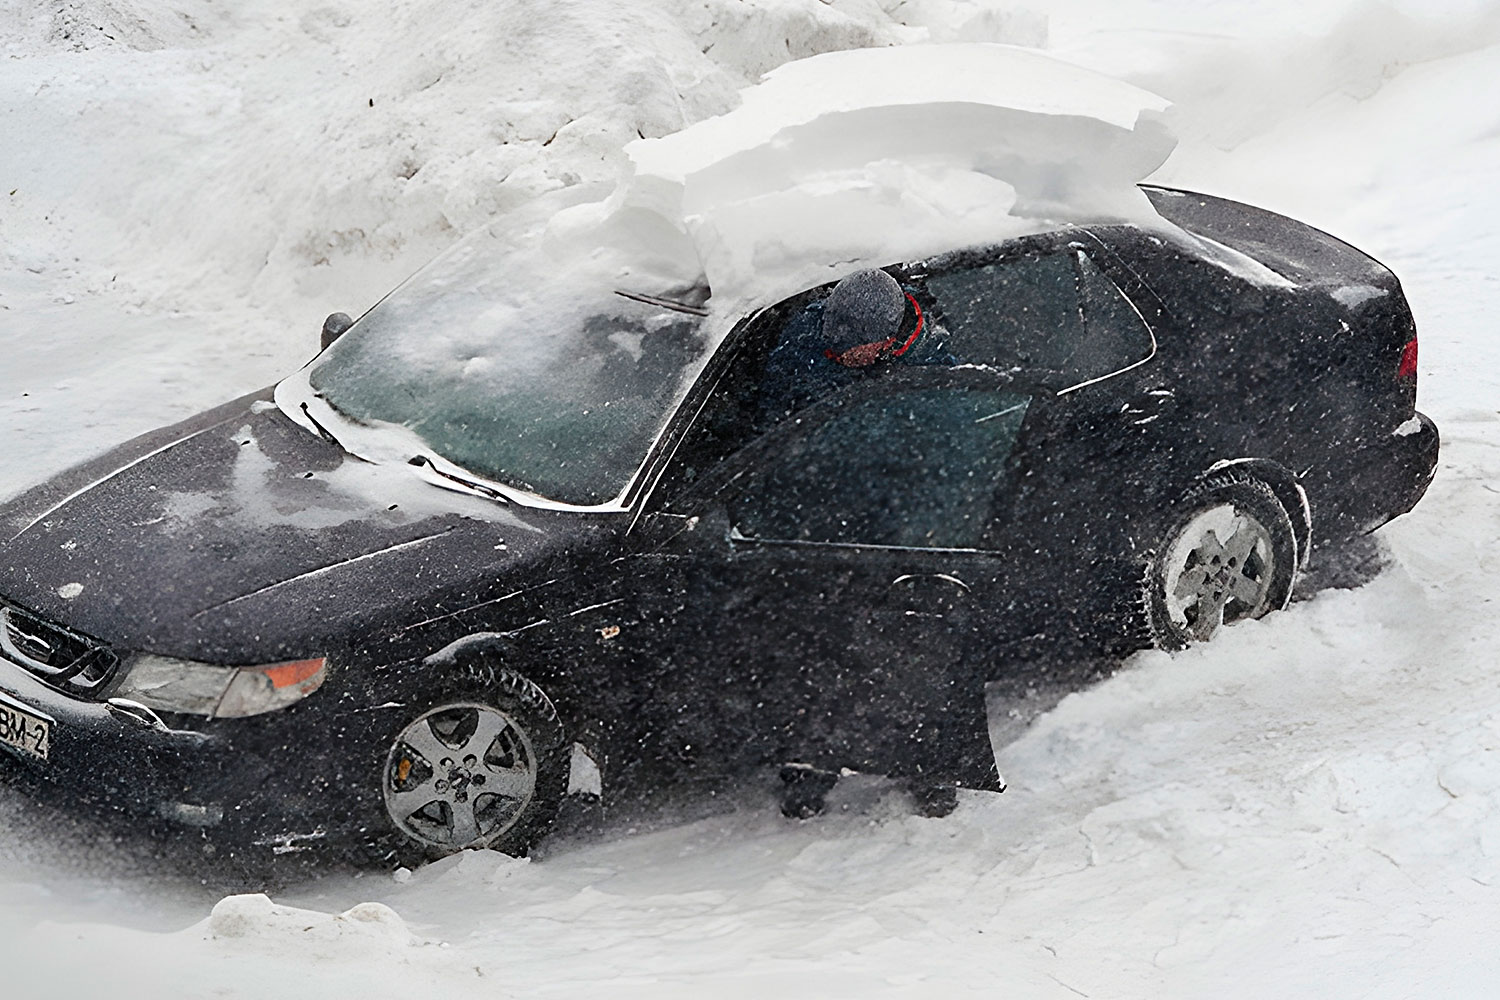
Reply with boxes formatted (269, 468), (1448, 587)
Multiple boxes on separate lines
(364, 667), (569, 867)
(1142, 471), (1298, 650)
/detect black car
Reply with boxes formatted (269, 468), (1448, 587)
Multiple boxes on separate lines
(0, 185), (1438, 863)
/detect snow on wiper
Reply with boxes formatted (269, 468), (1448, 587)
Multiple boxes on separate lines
(406, 455), (510, 505)
(299, 401), (348, 451)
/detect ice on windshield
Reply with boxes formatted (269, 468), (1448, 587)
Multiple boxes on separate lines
(308, 191), (710, 507)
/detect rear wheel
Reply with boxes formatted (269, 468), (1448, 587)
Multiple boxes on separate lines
(1144, 473), (1298, 649)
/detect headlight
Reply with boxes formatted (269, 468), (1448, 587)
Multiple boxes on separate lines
(112, 654), (327, 718)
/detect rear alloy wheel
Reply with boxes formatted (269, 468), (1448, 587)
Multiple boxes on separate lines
(380, 671), (567, 860)
(1145, 473), (1298, 649)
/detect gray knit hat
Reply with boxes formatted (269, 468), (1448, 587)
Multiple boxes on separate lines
(822, 268), (904, 350)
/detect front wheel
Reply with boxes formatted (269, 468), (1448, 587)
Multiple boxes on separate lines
(374, 669), (568, 863)
(1143, 472), (1298, 649)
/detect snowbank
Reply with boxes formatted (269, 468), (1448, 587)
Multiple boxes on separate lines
(0, 0), (931, 323)
(208, 894), (420, 949)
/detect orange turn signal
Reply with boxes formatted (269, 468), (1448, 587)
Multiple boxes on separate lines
(216, 656), (328, 717)
(260, 657), (326, 689)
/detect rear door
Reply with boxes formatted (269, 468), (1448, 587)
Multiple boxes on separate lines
(905, 234), (1164, 644)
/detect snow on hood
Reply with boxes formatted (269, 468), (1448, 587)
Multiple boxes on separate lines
(620, 43), (1177, 309)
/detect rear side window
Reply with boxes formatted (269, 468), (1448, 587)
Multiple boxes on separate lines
(923, 248), (1152, 388)
(926, 252), (1083, 372)
(1072, 252), (1154, 385)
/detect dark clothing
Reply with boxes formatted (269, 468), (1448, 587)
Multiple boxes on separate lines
(758, 301), (860, 425)
(754, 290), (957, 432)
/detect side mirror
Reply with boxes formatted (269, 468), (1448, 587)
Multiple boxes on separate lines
(320, 312), (354, 351)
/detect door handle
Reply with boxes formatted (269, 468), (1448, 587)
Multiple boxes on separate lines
(1121, 388), (1175, 426)
(880, 573), (972, 620)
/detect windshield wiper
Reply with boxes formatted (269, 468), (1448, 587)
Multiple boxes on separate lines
(300, 402), (347, 450)
(407, 455), (510, 504)
(613, 290), (710, 317)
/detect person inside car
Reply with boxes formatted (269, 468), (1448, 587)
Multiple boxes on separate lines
(820, 267), (912, 368)
(757, 268), (942, 425)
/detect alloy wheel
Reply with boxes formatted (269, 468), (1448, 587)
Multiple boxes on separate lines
(1161, 502), (1277, 642)
(382, 702), (539, 850)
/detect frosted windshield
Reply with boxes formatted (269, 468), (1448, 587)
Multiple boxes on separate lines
(308, 196), (712, 506)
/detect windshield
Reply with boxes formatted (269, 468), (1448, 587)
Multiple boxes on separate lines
(307, 194), (713, 507)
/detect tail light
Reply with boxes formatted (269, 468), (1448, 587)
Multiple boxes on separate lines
(1398, 337), (1418, 379)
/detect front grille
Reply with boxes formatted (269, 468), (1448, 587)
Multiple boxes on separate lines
(0, 599), (119, 696)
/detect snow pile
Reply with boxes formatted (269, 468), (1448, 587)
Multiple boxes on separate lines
(208, 894), (420, 949)
(3, 0), (232, 53)
(0, 0), (931, 322)
(624, 43), (1174, 306)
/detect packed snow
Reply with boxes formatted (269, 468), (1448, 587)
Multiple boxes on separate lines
(623, 43), (1174, 302)
(3, 0), (1500, 997)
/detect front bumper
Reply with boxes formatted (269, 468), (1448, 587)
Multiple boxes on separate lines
(0, 648), (380, 852)
(0, 651), (225, 812)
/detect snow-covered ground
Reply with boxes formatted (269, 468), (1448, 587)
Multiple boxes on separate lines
(3, 1), (1499, 996)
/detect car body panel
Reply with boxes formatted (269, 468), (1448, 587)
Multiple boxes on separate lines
(0, 402), (617, 665)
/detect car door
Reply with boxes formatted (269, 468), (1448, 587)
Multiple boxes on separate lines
(622, 282), (1044, 789)
(631, 375), (1030, 790)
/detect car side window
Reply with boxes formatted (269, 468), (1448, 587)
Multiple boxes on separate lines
(922, 248), (1151, 387)
(925, 251), (1083, 372)
(727, 388), (1031, 549)
(1072, 251), (1153, 383)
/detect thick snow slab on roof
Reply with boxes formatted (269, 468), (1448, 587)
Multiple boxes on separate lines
(624, 43), (1176, 304)
(629, 43), (1170, 177)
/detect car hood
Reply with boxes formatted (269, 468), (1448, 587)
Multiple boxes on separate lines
(0, 394), (606, 663)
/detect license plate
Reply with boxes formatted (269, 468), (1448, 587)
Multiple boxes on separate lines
(0, 698), (51, 761)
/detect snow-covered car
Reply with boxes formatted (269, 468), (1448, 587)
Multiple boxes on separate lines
(0, 178), (1438, 863)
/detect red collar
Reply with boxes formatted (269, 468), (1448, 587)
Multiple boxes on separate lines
(824, 293), (924, 367)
